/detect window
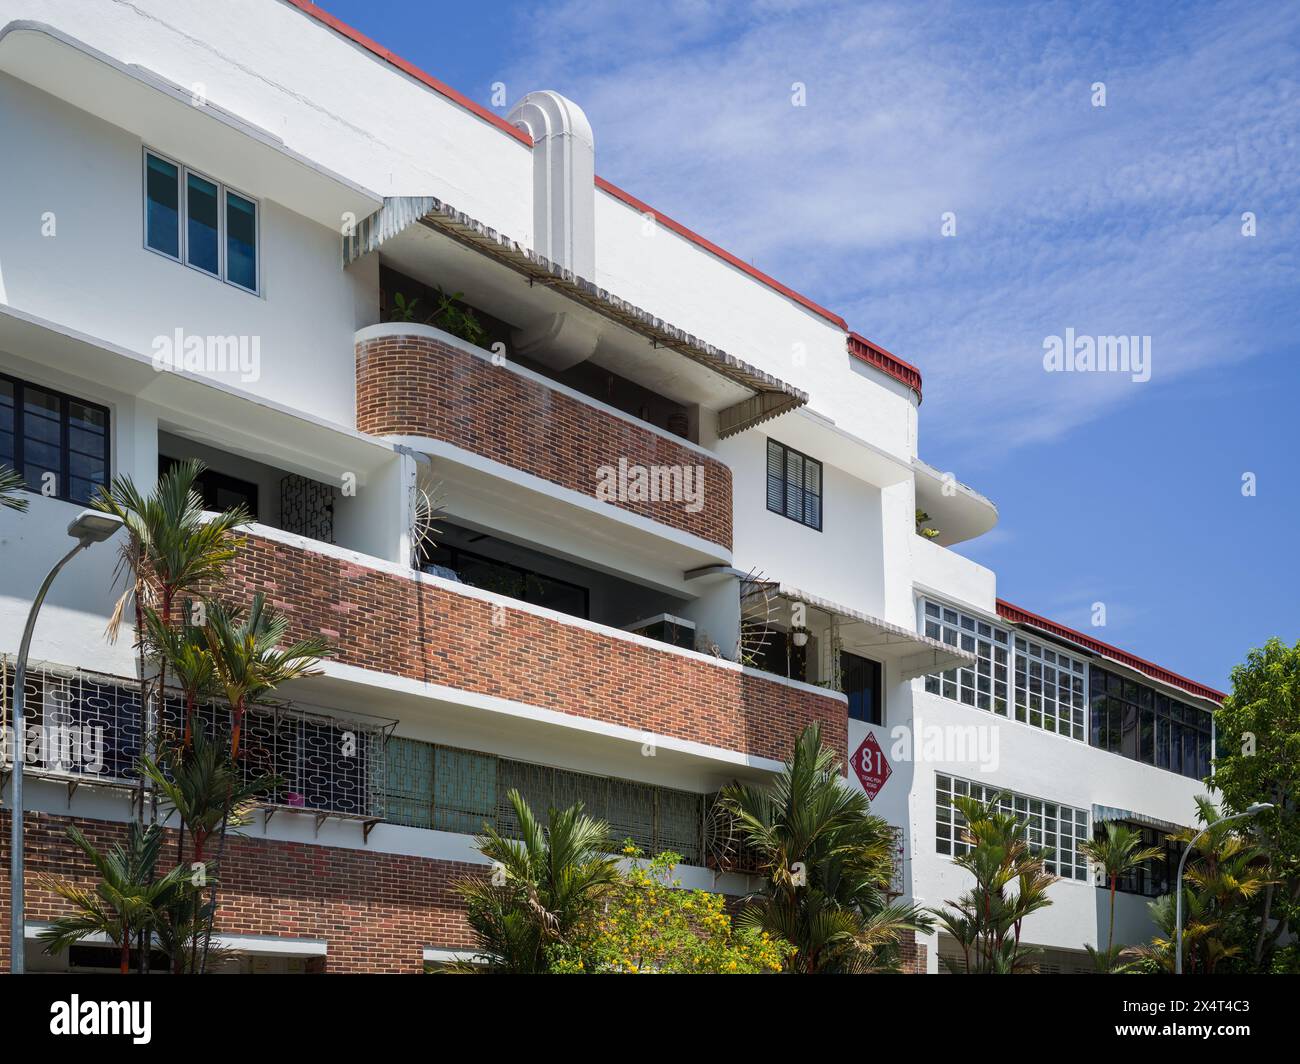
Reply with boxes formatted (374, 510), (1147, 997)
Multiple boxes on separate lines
(766, 439), (822, 530)
(0, 373), (109, 505)
(1089, 665), (1212, 779)
(1107, 823), (1181, 897)
(842, 651), (883, 724)
(936, 773), (1089, 881)
(144, 149), (259, 294)
(1013, 635), (1087, 740)
(425, 544), (589, 620)
(160, 456), (259, 520)
(922, 601), (1010, 715)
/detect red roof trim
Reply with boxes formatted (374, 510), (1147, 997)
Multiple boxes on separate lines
(595, 177), (848, 329)
(996, 599), (1226, 704)
(281, 0), (533, 146)
(848, 332), (923, 402)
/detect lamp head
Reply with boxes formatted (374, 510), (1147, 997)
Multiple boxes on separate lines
(66, 509), (124, 546)
(1246, 802), (1275, 815)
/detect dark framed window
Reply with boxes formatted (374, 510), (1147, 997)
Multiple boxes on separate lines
(144, 148), (260, 294)
(159, 456), (259, 520)
(766, 438), (822, 530)
(1089, 665), (1212, 780)
(0, 373), (109, 505)
(425, 544), (589, 620)
(842, 652), (883, 724)
(1108, 823), (1181, 897)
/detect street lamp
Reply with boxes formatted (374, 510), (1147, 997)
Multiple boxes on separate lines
(1174, 801), (1274, 974)
(8, 508), (123, 974)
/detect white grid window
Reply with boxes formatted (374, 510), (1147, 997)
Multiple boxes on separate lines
(922, 601), (1010, 714)
(935, 773), (1089, 881)
(1014, 635), (1087, 740)
(922, 600), (1089, 744)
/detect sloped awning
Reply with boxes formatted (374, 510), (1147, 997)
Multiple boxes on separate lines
(1093, 806), (1188, 836)
(343, 196), (807, 437)
(770, 582), (976, 680)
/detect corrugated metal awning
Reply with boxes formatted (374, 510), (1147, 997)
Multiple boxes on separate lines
(1093, 805), (1188, 835)
(344, 196), (807, 436)
(769, 582), (976, 680)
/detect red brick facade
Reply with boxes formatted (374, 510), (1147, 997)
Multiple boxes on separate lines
(2, 812), (928, 974)
(0, 811), (475, 973)
(222, 533), (847, 765)
(355, 331), (733, 550)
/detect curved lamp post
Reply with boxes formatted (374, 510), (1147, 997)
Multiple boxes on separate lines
(1174, 801), (1273, 974)
(8, 508), (123, 973)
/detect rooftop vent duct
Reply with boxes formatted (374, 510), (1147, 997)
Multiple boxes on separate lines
(508, 90), (596, 279)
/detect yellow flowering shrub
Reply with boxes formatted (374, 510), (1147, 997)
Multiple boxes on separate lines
(548, 846), (792, 974)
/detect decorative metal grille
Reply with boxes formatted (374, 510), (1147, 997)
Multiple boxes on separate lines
(280, 473), (335, 544)
(381, 738), (706, 864)
(1, 657), (393, 820)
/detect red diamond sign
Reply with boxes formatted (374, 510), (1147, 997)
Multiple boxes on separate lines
(851, 732), (892, 799)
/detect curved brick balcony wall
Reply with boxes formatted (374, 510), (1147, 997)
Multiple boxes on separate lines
(223, 532), (846, 765)
(355, 329), (733, 550)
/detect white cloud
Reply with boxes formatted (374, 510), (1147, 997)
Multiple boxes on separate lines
(503, 0), (1299, 460)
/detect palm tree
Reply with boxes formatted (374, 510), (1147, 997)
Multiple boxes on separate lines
(1080, 822), (1165, 959)
(94, 460), (250, 815)
(0, 464), (29, 511)
(720, 724), (933, 973)
(202, 593), (331, 760)
(140, 721), (277, 972)
(455, 789), (621, 972)
(195, 592), (329, 970)
(37, 822), (193, 973)
(931, 794), (1057, 973)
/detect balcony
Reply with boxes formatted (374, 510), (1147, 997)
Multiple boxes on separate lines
(222, 528), (846, 766)
(355, 323), (734, 555)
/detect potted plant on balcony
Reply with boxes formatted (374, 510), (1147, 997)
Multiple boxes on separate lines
(790, 625), (810, 648)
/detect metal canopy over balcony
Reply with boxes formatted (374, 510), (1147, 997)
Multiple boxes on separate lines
(343, 196), (808, 437)
(764, 582), (977, 680)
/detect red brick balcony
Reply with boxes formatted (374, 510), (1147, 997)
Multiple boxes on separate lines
(355, 325), (733, 551)
(223, 531), (845, 765)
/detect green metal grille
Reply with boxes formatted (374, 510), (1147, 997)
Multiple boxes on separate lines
(383, 736), (705, 863)
(384, 736), (434, 829)
(433, 746), (496, 835)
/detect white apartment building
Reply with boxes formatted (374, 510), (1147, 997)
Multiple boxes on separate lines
(0, 0), (1222, 973)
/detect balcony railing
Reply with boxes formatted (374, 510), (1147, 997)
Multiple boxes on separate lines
(0, 656), (395, 833)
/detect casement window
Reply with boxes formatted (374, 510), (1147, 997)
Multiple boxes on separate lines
(922, 601), (1011, 715)
(1089, 665), (1212, 780)
(0, 372), (109, 505)
(936, 773), (1089, 881)
(922, 601), (1086, 741)
(842, 651), (883, 724)
(766, 438), (822, 530)
(144, 148), (260, 294)
(1013, 636), (1087, 741)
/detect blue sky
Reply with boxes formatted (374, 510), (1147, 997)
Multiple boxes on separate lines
(313, 0), (1298, 689)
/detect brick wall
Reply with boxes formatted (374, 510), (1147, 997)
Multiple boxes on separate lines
(0, 810), (477, 974)
(222, 533), (848, 766)
(896, 934), (928, 975)
(355, 332), (733, 550)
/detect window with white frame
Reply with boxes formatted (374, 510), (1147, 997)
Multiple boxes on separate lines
(935, 773), (1089, 881)
(144, 148), (260, 294)
(922, 600), (1089, 743)
(921, 601), (1010, 714)
(1014, 635), (1087, 740)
